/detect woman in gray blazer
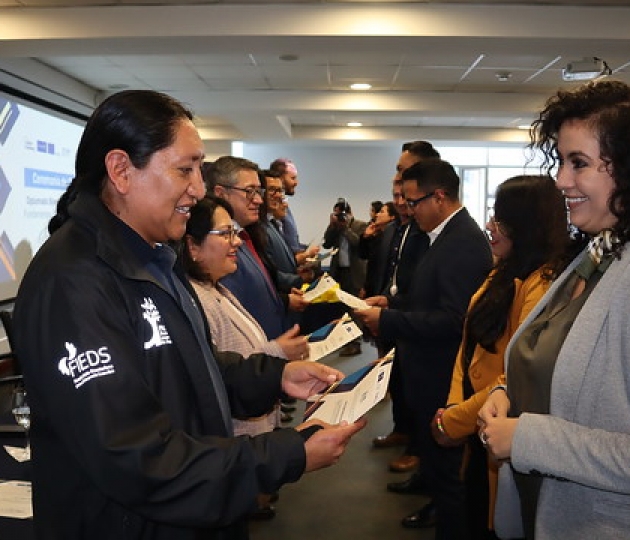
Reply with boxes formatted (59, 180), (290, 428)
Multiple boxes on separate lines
(478, 79), (630, 540)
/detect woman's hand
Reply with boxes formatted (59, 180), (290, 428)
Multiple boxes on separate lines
(478, 387), (510, 425)
(431, 408), (467, 447)
(481, 416), (518, 461)
(363, 222), (380, 238)
(274, 324), (309, 361)
(478, 388), (516, 461)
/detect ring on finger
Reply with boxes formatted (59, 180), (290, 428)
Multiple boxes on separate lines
(479, 430), (488, 446)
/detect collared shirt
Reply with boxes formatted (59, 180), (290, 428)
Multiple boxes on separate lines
(427, 206), (464, 245)
(267, 213), (284, 233)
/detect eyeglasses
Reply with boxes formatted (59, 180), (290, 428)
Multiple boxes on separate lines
(266, 186), (285, 197)
(218, 184), (265, 201)
(206, 226), (241, 243)
(487, 214), (509, 236)
(406, 192), (435, 208)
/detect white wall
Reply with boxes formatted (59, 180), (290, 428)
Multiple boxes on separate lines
(243, 143), (403, 245)
(241, 141), (532, 245)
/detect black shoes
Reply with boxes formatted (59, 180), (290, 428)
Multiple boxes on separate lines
(401, 502), (437, 529)
(249, 505), (276, 521)
(372, 431), (408, 448)
(387, 473), (429, 495)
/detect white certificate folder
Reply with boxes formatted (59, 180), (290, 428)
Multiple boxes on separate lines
(304, 353), (393, 424)
(307, 314), (363, 362)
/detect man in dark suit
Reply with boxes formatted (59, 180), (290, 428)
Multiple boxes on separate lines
(263, 172), (304, 293)
(269, 158), (303, 253)
(370, 182), (430, 472)
(372, 141), (439, 474)
(356, 158), (492, 539)
(209, 156), (291, 340)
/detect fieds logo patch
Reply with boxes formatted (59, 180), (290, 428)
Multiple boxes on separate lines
(58, 342), (114, 389)
(141, 297), (172, 349)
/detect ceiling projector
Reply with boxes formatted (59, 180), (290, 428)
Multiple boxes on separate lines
(562, 57), (610, 82)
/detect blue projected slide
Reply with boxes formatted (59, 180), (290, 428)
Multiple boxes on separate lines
(0, 95), (84, 299)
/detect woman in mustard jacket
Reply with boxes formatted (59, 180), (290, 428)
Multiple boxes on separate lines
(431, 175), (572, 539)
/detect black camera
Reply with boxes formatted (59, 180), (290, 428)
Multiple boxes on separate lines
(334, 197), (350, 222)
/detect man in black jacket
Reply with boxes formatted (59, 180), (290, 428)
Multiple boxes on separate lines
(356, 159), (492, 539)
(13, 90), (365, 540)
(371, 141), (438, 474)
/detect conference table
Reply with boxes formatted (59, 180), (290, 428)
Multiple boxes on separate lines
(0, 415), (34, 539)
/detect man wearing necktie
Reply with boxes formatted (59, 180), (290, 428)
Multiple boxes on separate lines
(269, 158), (303, 253)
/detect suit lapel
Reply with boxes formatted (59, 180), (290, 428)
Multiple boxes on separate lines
(413, 208), (467, 271)
(239, 244), (283, 307)
(268, 222), (295, 267)
(552, 251), (630, 418)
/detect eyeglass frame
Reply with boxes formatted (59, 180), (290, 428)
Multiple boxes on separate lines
(266, 186), (285, 197)
(487, 215), (509, 235)
(406, 191), (435, 208)
(205, 225), (241, 243)
(217, 183), (265, 201)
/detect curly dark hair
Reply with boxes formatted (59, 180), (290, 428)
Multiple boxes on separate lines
(529, 79), (630, 252)
(465, 175), (570, 353)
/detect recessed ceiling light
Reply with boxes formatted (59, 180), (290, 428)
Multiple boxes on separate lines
(347, 122), (363, 127)
(517, 125), (531, 130)
(495, 72), (512, 82)
(350, 83), (371, 91)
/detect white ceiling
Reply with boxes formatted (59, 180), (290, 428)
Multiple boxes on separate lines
(2, 0), (630, 149)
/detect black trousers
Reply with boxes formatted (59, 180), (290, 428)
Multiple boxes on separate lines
(465, 436), (499, 540)
(417, 408), (469, 540)
(389, 357), (417, 454)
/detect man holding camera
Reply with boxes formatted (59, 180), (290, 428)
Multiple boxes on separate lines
(322, 199), (367, 355)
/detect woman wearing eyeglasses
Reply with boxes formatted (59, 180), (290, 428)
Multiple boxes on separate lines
(182, 196), (309, 377)
(428, 175), (571, 539)
(181, 195), (309, 519)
